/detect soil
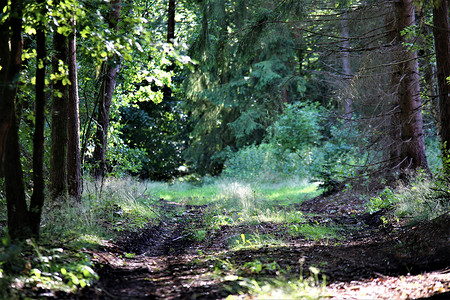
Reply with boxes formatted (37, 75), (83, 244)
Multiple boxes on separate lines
(59, 191), (450, 299)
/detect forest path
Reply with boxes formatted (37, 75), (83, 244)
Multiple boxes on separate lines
(76, 194), (450, 299)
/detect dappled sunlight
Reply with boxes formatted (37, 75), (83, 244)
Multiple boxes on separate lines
(2, 0), (449, 298)
(261, 182), (320, 204)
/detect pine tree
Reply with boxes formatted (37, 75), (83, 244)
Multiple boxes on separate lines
(184, 0), (306, 174)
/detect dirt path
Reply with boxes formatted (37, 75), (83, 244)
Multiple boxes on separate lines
(73, 194), (450, 299)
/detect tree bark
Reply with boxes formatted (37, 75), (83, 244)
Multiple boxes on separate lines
(50, 5), (70, 201)
(93, 0), (122, 180)
(67, 10), (82, 201)
(340, 11), (352, 121)
(390, 0), (429, 172)
(29, 0), (47, 237)
(167, 0), (176, 44)
(432, 0), (450, 164)
(0, 0), (12, 176)
(1, 0), (30, 240)
(161, 0), (177, 108)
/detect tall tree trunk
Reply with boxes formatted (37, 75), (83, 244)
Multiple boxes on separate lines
(50, 3), (70, 201)
(0, 0), (11, 176)
(340, 11), (352, 121)
(162, 0), (177, 106)
(391, 0), (429, 172)
(386, 4), (402, 168)
(29, 0), (47, 237)
(421, 18), (441, 146)
(67, 10), (82, 201)
(93, 0), (122, 180)
(432, 0), (450, 165)
(167, 0), (176, 44)
(0, 0), (30, 240)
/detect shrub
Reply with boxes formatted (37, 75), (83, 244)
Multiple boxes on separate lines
(311, 123), (366, 191)
(222, 143), (310, 182)
(366, 188), (396, 213)
(269, 102), (322, 155)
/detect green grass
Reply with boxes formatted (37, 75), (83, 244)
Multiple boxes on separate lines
(258, 181), (320, 205)
(211, 255), (326, 300)
(394, 178), (450, 222)
(40, 177), (162, 246)
(236, 271), (327, 300)
(142, 181), (221, 204)
(142, 178), (320, 207)
(287, 223), (343, 241)
(0, 176), (164, 298)
(1, 176), (322, 298)
(227, 233), (286, 250)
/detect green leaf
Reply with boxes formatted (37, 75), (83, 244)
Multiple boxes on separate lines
(79, 279), (87, 288)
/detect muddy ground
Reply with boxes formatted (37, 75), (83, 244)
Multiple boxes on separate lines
(62, 191), (449, 299)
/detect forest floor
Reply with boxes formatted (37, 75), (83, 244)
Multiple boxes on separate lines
(67, 189), (450, 299)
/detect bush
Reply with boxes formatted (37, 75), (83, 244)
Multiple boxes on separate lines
(269, 102), (322, 155)
(222, 143), (310, 182)
(366, 188), (396, 213)
(222, 102), (366, 187)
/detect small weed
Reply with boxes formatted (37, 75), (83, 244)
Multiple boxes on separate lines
(366, 188), (396, 213)
(228, 233), (285, 250)
(6, 240), (99, 294)
(193, 230), (207, 242)
(242, 260), (263, 274)
(233, 259), (326, 300)
(238, 260), (282, 276)
(213, 258), (235, 274)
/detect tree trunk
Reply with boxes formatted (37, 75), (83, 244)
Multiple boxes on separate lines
(93, 0), (122, 180)
(1, 0), (30, 240)
(386, 3), (402, 168)
(391, 0), (429, 172)
(420, 18), (441, 145)
(67, 11), (82, 201)
(167, 0), (176, 44)
(50, 7), (70, 201)
(432, 0), (450, 164)
(0, 0), (12, 176)
(5, 100), (29, 240)
(340, 11), (352, 121)
(29, 0), (47, 237)
(161, 0), (177, 108)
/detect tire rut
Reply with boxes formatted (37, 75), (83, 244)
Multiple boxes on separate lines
(80, 200), (208, 299)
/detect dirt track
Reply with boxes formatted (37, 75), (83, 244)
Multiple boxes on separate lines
(65, 194), (450, 299)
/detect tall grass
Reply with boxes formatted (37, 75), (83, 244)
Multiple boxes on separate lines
(394, 178), (450, 222)
(40, 177), (161, 247)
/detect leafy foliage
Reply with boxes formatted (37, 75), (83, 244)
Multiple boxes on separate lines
(0, 236), (98, 297)
(183, 0), (307, 174)
(118, 92), (188, 180)
(222, 143), (310, 182)
(366, 188), (396, 214)
(269, 102), (322, 155)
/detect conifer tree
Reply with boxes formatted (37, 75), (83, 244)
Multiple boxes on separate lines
(432, 0), (450, 167)
(184, 0), (306, 174)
